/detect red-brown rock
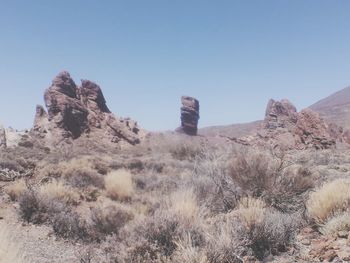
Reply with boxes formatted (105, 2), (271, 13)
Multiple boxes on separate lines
(177, 96), (200, 135)
(33, 71), (142, 145)
(238, 99), (338, 149)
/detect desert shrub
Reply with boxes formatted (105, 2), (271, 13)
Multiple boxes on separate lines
(52, 211), (89, 240)
(37, 156), (108, 185)
(245, 210), (299, 260)
(230, 201), (300, 260)
(5, 180), (27, 201)
(105, 170), (134, 200)
(206, 197), (300, 261)
(307, 179), (350, 224)
(135, 208), (205, 259)
(228, 151), (274, 197)
(193, 148), (241, 213)
(107, 205), (205, 262)
(228, 150), (314, 212)
(90, 204), (134, 239)
(0, 224), (24, 263)
(18, 190), (41, 222)
(320, 212), (350, 235)
(18, 186), (70, 224)
(39, 180), (80, 205)
(170, 143), (202, 161)
(65, 168), (104, 189)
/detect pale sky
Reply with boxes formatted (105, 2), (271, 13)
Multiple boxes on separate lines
(1, 0), (350, 131)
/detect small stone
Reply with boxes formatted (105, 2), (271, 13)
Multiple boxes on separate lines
(301, 239), (311, 246)
(337, 231), (348, 239)
(321, 250), (337, 262)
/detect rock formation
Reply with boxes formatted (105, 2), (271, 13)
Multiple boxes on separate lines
(0, 124), (6, 148)
(33, 71), (141, 145)
(237, 99), (341, 149)
(177, 96), (200, 135)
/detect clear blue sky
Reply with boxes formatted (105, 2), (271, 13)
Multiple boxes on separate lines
(1, 1), (350, 131)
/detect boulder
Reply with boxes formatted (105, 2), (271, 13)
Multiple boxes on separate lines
(177, 96), (200, 135)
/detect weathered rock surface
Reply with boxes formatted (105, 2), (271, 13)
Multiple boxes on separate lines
(237, 99), (341, 149)
(32, 71), (142, 145)
(177, 96), (200, 135)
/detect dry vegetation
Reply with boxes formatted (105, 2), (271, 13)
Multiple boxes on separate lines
(1, 134), (350, 262)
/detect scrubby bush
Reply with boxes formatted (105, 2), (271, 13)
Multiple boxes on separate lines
(245, 210), (299, 259)
(52, 211), (89, 240)
(228, 149), (314, 212)
(18, 184), (71, 224)
(307, 179), (350, 224)
(90, 204), (134, 239)
(193, 148), (241, 213)
(18, 190), (41, 223)
(105, 170), (134, 201)
(65, 168), (104, 189)
(170, 143), (202, 161)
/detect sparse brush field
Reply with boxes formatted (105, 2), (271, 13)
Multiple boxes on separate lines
(1, 134), (350, 262)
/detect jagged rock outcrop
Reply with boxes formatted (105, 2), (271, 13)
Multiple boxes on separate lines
(177, 96), (200, 135)
(237, 99), (340, 149)
(32, 71), (142, 145)
(0, 124), (6, 148)
(264, 99), (298, 130)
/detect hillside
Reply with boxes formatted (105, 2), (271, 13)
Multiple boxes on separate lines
(199, 120), (262, 138)
(310, 86), (350, 130)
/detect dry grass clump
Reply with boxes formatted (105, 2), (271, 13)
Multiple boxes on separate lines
(0, 224), (24, 263)
(320, 212), (350, 235)
(236, 197), (266, 229)
(205, 215), (245, 263)
(169, 188), (199, 220)
(105, 169), (134, 200)
(36, 156), (106, 189)
(307, 179), (350, 224)
(5, 179), (27, 201)
(39, 180), (80, 205)
(172, 234), (208, 263)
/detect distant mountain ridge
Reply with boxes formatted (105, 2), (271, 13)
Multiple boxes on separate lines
(309, 86), (350, 130)
(200, 85), (350, 138)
